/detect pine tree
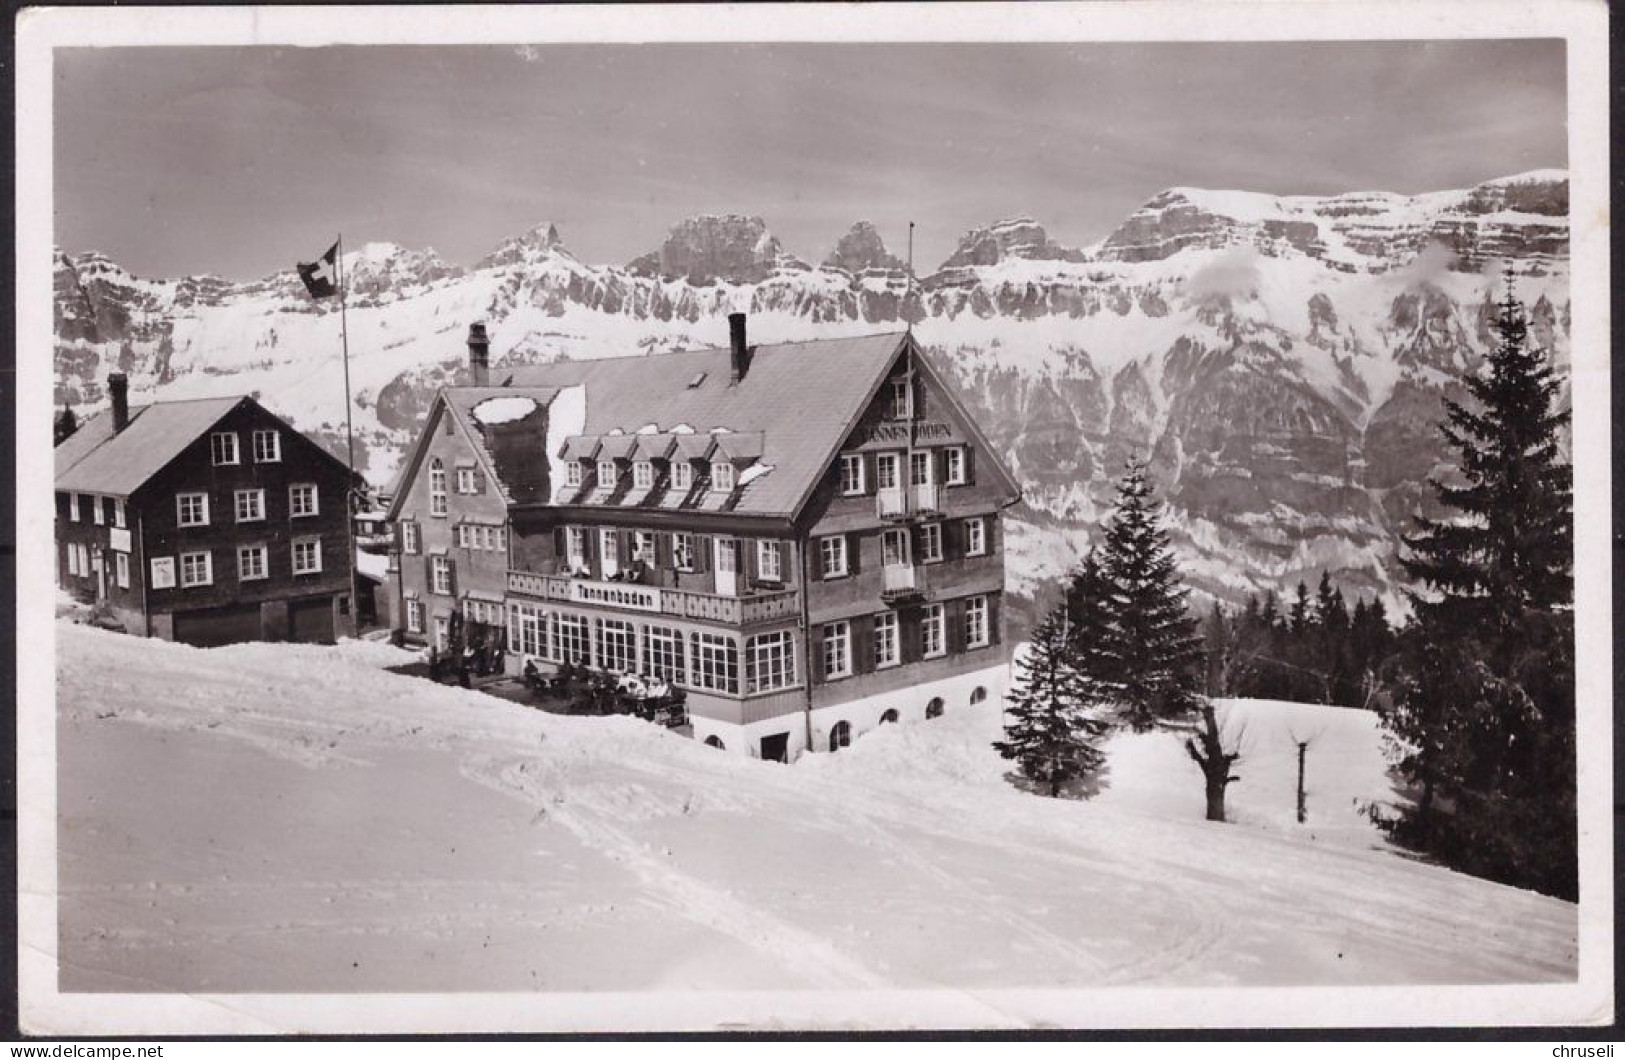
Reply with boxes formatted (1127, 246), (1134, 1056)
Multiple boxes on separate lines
(1384, 273), (1575, 899)
(1402, 271), (1573, 631)
(54, 404), (78, 446)
(1062, 548), (1117, 692)
(994, 606), (1108, 797)
(1095, 459), (1205, 731)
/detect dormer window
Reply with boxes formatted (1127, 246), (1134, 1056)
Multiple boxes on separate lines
(671, 462), (694, 491)
(633, 460), (654, 490)
(711, 462), (736, 492)
(566, 461), (583, 489)
(597, 460), (617, 488)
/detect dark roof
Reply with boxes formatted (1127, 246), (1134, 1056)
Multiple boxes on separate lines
(54, 396), (248, 497)
(509, 332), (908, 517)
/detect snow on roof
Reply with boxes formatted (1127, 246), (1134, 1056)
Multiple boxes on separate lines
(470, 395), (539, 426)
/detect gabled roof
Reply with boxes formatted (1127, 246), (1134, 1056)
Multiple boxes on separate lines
(386, 386), (560, 514)
(55, 396), (249, 497)
(507, 332), (909, 517)
(631, 433), (676, 461)
(711, 431), (765, 462)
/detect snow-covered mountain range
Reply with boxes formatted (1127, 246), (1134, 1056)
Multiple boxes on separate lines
(53, 170), (1570, 613)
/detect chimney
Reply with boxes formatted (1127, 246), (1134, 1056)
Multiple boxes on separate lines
(107, 372), (129, 433)
(467, 323), (490, 387)
(728, 312), (752, 385)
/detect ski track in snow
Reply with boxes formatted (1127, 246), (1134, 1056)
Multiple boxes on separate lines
(54, 623), (1578, 993)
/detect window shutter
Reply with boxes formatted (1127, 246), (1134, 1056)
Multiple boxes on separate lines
(945, 599), (965, 655)
(846, 532), (861, 575)
(655, 532), (671, 571)
(942, 518), (962, 560)
(473, 469), (487, 494)
(853, 615), (875, 675)
(447, 559), (459, 600)
(424, 555), (434, 592)
(809, 623), (826, 683)
(988, 595), (1002, 645)
(692, 535), (709, 574)
(964, 445), (975, 486)
(899, 608), (922, 664)
(553, 526), (566, 562)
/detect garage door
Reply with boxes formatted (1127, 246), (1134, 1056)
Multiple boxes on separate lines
(173, 603), (262, 648)
(288, 595), (335, 645)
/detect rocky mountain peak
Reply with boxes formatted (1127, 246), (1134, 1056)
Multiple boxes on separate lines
(823, 221), (907, 274)
(629, 214), (786, 285)
(476, 222), (575, 271)
(938, 217), (1086, 270)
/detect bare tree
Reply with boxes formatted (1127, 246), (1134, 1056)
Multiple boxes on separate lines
(1184, 702), (1245, 822)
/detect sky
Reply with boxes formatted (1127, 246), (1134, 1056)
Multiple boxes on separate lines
(53, 40), (1567, 281)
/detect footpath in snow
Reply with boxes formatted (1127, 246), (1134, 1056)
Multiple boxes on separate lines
(54, 623), (1577, 996)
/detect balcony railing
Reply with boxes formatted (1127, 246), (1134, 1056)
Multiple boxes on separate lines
(508, 570), (800, 626)
(877, 486), (908, 519)
(880, 563), (926, 603)
(877, 483), (940, 520)
(911, 482), (941, 514)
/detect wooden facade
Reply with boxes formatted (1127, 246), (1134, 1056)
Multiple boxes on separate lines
(56, 395), (358, 646)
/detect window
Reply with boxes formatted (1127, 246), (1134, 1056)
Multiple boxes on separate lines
(965, 517), (987, 557)
(873, 612), (899, 668)
(211, 431), (239, 466)
(292, 537), (323, 575)
(671, 461), (694, 491)
(926, 697), (945, 719)
(597, 460), (617, 487)
(402, 521), (421, 555)
(428, 460), (447, 517)
(756, 540), (782, 582)
(556, 615), (591, 664)
(829, 720), (852, 752)
(114, 551), (130, 589)
(643, 626), (685, 683)
(600, 528), (620, 575)
(253, 429), (281, 463)
(671, 531), (694, 571)
(66, 544), (79, 576)
(113, 498), (126, 529)
(566, 461), (583, 488)
(704, 735), (726, 751)
(510, 603), (548, 659)
(633, 461), (654, 490)
(633, 531), (655, 564)
(880, 709), (899, 724)
(238, 544), (268, 581)
(839, 453), (866, 495)
(966, 595), (990, 648)
(689, 631), (739, 694)
(922, 603), (946, 658)
(910, 449), (933, 486)
(431, 554), (452, 594)
(970, 686), (989, 705)
(235, 489), (265, 523)
(180, 550), (213, 588)
(290, 483), (319, 518)
(495, 527), (507, 552)
(67, 493), (79, 522)
(596, 619), (636, 673)
(455, 524), (469, 549)
(176, 491), (209, 527)
(944, 446), (967, 485)
(746, 630), (796, 693)
(91, 496), (105, 525)
(919, 522), (943, 563)
(456, 467), (477, 494)
(819, 536), (848, 578)
(566, 527), (587, 569)
(888, 377), (911, 420)
(711, 462), (735, 492)
(407, 598), (424, 633)
(882, 527), (910, 567)
(822, 621), (852, 680)
(78, 544), (91, 577)
(875, 452), (901, 491)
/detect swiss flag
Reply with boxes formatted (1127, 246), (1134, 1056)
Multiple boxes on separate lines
(297, 241), (339, 299)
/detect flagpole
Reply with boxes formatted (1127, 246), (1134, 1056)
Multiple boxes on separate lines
(337, 233), (356, 487)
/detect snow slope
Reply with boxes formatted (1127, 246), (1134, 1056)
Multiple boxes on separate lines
(55, 624), (1575, 1012)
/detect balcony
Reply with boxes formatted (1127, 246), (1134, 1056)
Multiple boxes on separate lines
(508, 570), (800, 627)
(880, 563), (926, 604)
(876, 483), (941, 520)
(877, 486), (908, 520)
(911, 482), (941, 514)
